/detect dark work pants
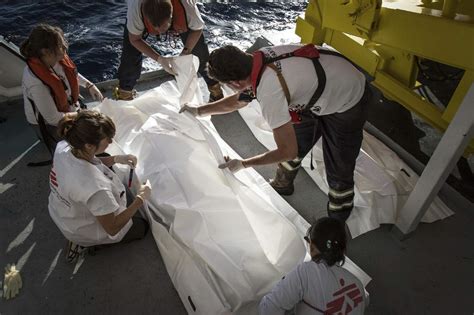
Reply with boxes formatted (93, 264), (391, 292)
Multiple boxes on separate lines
(117, 25), (216, 90)
(121, 186), (149, 243)
(293, 85), (370, 216)
(30, 123), (61, 156)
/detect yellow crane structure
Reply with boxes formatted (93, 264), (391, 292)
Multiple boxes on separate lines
(295, 0), (474, 237)
(296, 0), (473, 152)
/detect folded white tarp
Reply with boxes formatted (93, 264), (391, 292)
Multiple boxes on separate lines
(98, 55), (370, 314)
(238, 97), (454, 238)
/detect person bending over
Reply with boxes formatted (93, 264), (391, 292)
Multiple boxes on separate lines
(116, 0), (223, 101)
(48, 110), (151, 262)
(21, 24), (103, 154)
(259, 217), (367, 315)
(180, 44), (370, 223)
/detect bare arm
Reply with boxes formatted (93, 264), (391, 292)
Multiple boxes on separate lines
(182, 29), (203, 53)
(198, 93), (249, 116)
(243, 121), (298, 167)
(96, 198), (143, 236)
(129, 33), (160, 61)
(97, 155), (115, 167)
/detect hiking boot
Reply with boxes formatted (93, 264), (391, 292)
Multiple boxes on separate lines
(65, 240), (88, 263)
(269, 163), (300, 196)
(208, 83), (224, 102)
(113, 87), (137, 101)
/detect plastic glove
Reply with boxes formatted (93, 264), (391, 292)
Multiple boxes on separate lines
(137, 180), (152, 201)
(179, 104), (200, 117)
(88, 84), (104, 101)
(114, 154), (137, 168)
(157, 56), (177, 76)
(218, 156), (246, 173)
(3, 264), (22, 300)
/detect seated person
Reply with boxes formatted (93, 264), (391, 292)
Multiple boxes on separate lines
(21, 23), (103, 154)
(259, 217), (367, 314)
(48, 110), (151, 262)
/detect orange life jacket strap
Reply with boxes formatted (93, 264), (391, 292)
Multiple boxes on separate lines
(27, 54), (78, 113)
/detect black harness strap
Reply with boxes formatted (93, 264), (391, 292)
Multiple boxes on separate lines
(260, 48), (350, 114)
(28, 97), (57, 156)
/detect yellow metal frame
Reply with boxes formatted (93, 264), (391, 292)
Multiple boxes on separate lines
(296, 0), (474, 154)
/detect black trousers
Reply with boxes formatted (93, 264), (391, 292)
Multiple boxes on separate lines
(117, 25), (216, 90)
(30, 123), (61, 155)
(293, 85), (370, 215)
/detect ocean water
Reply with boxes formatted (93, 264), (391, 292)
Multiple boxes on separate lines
(0, 1), (306, 82)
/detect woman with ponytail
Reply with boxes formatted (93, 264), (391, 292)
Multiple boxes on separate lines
(21, 24), (103, 152)
(49, 110), (151, 262)
(259, 217), (367, 314)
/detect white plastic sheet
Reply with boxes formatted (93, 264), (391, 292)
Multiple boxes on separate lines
(98, 55), (370, 314)
(238, 97), (454, 238)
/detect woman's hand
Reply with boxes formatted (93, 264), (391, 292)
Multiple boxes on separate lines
(136, 180), (152, 202)
(156, 56), (177, 76)
(88, 84), (104, 101)
(114, 154), (137, 168)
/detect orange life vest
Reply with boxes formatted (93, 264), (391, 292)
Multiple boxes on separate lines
(27, 54), (79, 113)
(142, 0), (188, 36)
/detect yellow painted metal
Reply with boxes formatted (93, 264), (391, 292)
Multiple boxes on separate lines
(322, 31), (381, 77)
(442, 70), (474, 122)
(322, 0), (381, 39)
(295, 0), (474, 155)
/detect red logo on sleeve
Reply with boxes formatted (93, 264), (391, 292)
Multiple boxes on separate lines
(50, 168), (58, 188)
(325, 279), (363, 314)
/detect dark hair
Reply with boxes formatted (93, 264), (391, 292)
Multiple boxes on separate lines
(309, 217), (347, 266)
(207, 45), (253, 83)
(58, 110), (116, 151)
(20, 24), (68, 59)
(143, 0), (172, 27)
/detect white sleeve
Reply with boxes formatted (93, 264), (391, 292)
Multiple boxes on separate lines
(182, 0), (205, 30)
(26, 82), (65, 126)
(257, 71), (291, 130)
(77, 73), (90, 88)
(258, 264), (305, 315)
(86, 190), (121, 217)
(127, 0), (145, 35)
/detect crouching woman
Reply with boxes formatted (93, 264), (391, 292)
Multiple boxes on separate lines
(48, 110), (151, 260)
(259, 217), (367, 314)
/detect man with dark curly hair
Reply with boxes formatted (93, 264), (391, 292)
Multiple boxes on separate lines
(181, 44), (370, 223)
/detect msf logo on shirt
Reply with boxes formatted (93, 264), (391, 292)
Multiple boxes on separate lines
(325, 279), (363, 314)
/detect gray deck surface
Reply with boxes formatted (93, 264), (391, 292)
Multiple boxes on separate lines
(0, 78), (473, 315)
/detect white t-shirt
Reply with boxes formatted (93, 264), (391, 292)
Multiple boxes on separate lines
(259, 260), (367, 315)
(48, 141), (132, 247)
(22, 64), (88, 126)
(256, 45), (366, 129)
(126, 0), (205, 35)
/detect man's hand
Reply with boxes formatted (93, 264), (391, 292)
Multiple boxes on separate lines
(179, 104), (200, 117)
(157, 56), (177, 76)
(218, 156), (246, 173)
(114, 154), (138, 168)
